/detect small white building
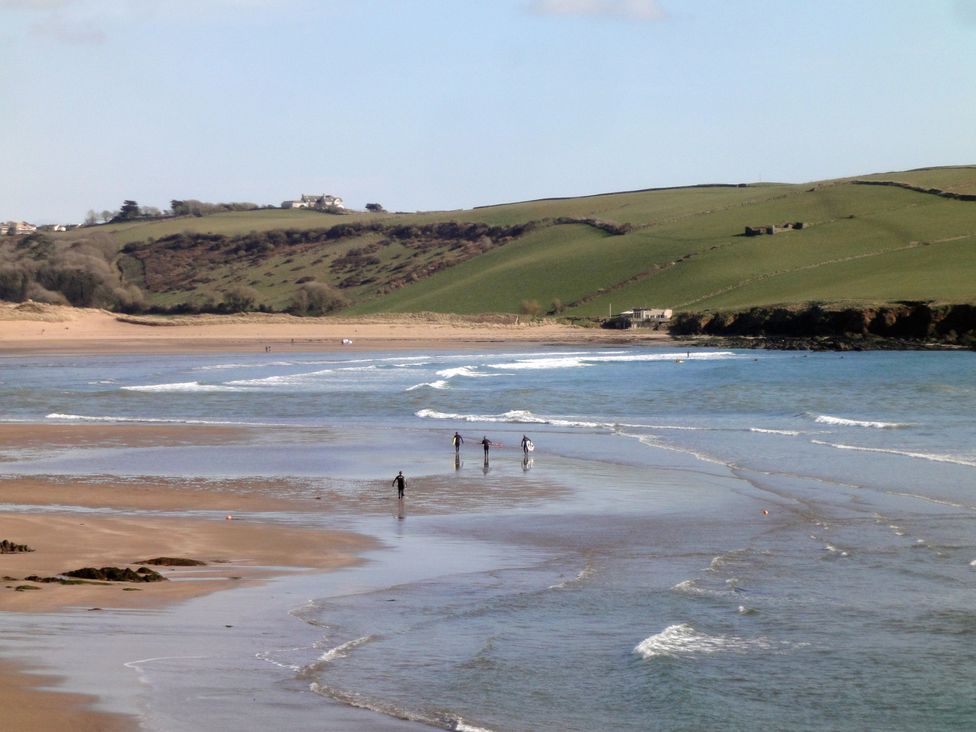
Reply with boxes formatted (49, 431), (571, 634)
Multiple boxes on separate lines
(619, 307), (672, 322)
(281, 194), (344, 210)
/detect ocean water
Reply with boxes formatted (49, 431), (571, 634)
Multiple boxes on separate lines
(1, 346), (975, 731)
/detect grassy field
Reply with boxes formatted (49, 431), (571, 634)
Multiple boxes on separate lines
(47, 165), (976, 316)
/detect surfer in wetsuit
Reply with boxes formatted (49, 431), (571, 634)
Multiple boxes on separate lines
(452, 431), (464, 454)
(481, 436), (491, 460)
(392, 471), (406, 499)
(521, 434), (531, 455)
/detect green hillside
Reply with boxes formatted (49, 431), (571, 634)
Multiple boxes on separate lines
(16, 165), (976, 317)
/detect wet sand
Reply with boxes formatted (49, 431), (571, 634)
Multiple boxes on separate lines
(0, 419), (564, 729)
(0, 660), (136, 732)
(0, 304), (638, 729)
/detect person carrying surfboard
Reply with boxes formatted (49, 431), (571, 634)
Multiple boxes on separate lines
(452, 431), (464, 454)
(521, 435), (533, 455)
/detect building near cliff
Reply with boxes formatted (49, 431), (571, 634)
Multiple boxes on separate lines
(0, 221), (37, 235)
(281, 194), (344, 210)
(608, 307), (673, 329)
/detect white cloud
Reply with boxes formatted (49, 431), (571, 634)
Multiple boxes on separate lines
(530, 0), (667, 22)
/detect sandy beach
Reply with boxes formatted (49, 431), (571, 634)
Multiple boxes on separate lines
(0, 305), (644, 730)
(0, 424), (377, 730)
(0, 301), (670, 354)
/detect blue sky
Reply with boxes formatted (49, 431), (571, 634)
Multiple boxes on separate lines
(2, 0), (975, 223)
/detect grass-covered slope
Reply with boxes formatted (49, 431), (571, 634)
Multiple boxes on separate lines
(50, 165), (976, 315)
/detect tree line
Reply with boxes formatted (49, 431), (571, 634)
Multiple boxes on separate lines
(83, 199), (270, 225)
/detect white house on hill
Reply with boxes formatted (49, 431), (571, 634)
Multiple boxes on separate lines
(281, 194), (344, 210)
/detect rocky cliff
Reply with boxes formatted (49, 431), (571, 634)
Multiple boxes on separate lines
(670, 303), (976, 350)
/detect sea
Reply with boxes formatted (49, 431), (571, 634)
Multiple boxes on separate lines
(0, 345), (975, 731)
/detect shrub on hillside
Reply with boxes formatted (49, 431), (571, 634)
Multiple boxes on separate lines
(289, 282), (348, 316)
(221, 285), (260, 312)
(520, 299), (541, 317)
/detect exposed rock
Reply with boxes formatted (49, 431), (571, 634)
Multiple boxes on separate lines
(25, 575), (106, 585)
(63, 566), (168, 583)
(670, 303), (976, 350)
(0, 539), (35, 553)
(136, 557), (207, 567)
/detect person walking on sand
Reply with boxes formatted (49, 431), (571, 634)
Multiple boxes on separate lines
(452, 431), (464, 454)
(481, 436), (491, 460)
(392, 470), (406, 499)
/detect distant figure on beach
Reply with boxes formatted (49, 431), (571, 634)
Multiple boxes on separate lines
(520, 434), (532, 455)
(452, 431), (464, 454)
(481, 436), (491, 460)
(392, 470), (405, 499)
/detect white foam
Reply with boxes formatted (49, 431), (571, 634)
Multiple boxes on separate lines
(226, 368), (335, 386)
(435, 366), (497, 379)
(196, 361), (295, 370)
(814, 414), (911, 429)
(414, 408), (604, 429)
(750, 428), (801, 436)
(548, 561), (597, 589)
(121, 381), (245, 393)
(811, 440), (976, 468)
(488, 351), (737, 372)
(45, 413), (272, 426)
(454, 720), (496, 732)
(488, 357), (591, 371)
(633, 623), (771, 659)
(671, 578), (737, 598)
(626, 433), (728, 466)
(318, 635), (374, 663)
(405, 380), (449, 391)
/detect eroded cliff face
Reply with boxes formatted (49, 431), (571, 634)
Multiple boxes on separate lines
(670, 303), (976, 349)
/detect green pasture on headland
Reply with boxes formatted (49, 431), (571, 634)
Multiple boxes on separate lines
(26, 165), (976, 317)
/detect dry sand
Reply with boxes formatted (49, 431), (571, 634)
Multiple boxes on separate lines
(0, 301), (671, 354)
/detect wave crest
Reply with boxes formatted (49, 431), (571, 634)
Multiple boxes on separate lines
(814, 414), (910, 429)
(633, 623), (771, 659)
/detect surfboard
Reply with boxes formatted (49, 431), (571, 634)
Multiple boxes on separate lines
(526, 440), (535, 452)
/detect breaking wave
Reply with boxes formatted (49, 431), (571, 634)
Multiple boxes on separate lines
(633, 623), (772, 659)
(811, 440), (976, 468)
(414, 408), (605, 429)
(121, 381), (245, 393)
(435, 366), (497, 379)
(814, 414), (911, 429)
(405, 380), (449, 391)
(488, 351), (736, 371)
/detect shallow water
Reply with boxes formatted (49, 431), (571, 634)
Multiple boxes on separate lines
(1, 346), (975, 730)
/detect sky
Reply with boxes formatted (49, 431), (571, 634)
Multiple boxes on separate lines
(2, 0), (975, 223)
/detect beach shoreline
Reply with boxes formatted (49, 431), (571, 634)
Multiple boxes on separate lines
(0, 474), (377, 730)
(0, 311), (670, 731)
(0, 302), (672, 355)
